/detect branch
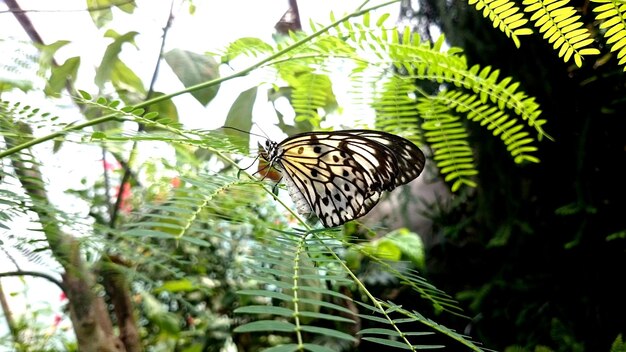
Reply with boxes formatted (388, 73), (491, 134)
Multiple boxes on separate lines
(0, 270), (65, 292)
(0, 282), (20, 345)
(0, 0), (136, 14)
(4, 0), (75, 95)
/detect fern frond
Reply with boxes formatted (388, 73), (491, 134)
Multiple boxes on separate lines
(417, 99), (478, 192)
(467, 0), (534, 48)
(235, 232), (359, 350)
(356, 300), (485, 351)
(370, 30), (548, 138)
(372, 76), (423, 145)
(77, 93), (253, 156)
(122, 174), (267, 244)
(0, 99), (65, 134)
(591, 0), (626, 70)
(235, 229), (481, 351)
(286, 71), (335, 127)
(0, 40), (40, 92)
(461, 64), (547, 135)
(523, 0), (600, 66)
(435, 90), (540, 163)
(219, 37), (274, 63)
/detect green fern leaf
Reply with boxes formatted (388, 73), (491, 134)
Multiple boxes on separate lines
(435, 90), (540, 164)
(418, 99), (478, 192)
(220, 37), (273, 63)
(523, 0), (600, 66)
(467, 0), (532, 47)
(591, 0), (626, 70)
(372, 77), (423, 145)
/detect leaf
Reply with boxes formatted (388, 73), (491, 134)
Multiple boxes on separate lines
(234, 305), (294, 316)
(44, 56), (80, 97)
(87, 0), (113, 27)
(382, 229), (426, 269)
(301, 344), (337, 352)
(164, 49), (220, 106)
(143, 92), (179, 130)
(36, 40), (70, 74)
(299, 325), (357, 342)
(262, 345), (300, 352)
(110, 59), (146, 96)
(224, 86), (257, 151)
(234, 320), (296, 333)
(361, 337), (414, 349)
(155, 279), (196, 293)
(95, 31), (139, 89)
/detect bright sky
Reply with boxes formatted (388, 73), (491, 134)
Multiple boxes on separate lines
(0, 0), (402, 345)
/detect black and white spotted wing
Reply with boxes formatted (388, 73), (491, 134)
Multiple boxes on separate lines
(261, 129), (425, 228)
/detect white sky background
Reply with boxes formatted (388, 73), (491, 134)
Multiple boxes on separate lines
(0, 0), (403, 345)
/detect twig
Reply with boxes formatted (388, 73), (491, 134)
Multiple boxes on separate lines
(0, 271), (65, 292)
(0, 0), (136, 14)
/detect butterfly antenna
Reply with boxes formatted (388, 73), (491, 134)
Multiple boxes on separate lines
(221, 126), (266, 139)
(253, 122), (271, 140)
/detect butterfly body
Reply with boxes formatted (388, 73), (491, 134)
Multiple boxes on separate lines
(261, 130), (425, 227)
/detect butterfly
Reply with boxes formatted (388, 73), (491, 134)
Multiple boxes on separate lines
(260, 129), (425, 228)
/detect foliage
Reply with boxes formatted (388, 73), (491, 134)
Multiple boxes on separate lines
(1, 0), (625, 351)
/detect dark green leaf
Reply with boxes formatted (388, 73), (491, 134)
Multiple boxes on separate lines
(143, 92), (178, 131)
(299, 325), (357, 342)
(235, 305), (294, 316)
(234, 320), (295, 333)
(224, 86), (257, 151)
(179, 236), (211, 247)
(262, 345), (299, 352)
(164, 49), (220, 106)
(237, 289), (293, 302)
(78, 90), (92, 100)
(361, 337), (414, 349)
(358, 328), (434, 337)
(299, 311), (355, 323)
(301, 344), (337, 352)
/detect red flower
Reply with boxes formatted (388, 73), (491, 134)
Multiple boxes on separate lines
(59, 292), (67, 301)
(170, 177), (181, 188)
(53, 314), (62, 327)
(102, 159), (120, 171)
(114, 182), (133, 213)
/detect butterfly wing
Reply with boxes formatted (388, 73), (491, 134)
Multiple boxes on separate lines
(270, 130), (425, 227)
(346, 130), (426, 188)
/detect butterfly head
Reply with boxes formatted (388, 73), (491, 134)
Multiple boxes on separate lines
(261, 139), (280, 162)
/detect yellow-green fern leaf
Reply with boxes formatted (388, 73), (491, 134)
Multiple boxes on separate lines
(467, 0), (533, 48)
(591, 0), (626, 70)
(523, 0), (600, 67)
(435, 90), (540, 164)
(417, 99), (478, 192)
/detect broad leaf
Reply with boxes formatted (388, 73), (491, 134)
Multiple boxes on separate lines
(95, 30), (138, 89)
(164, 49), (220, 106)
(224, 86), (257, 153)
(44, 57), (80, 97)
